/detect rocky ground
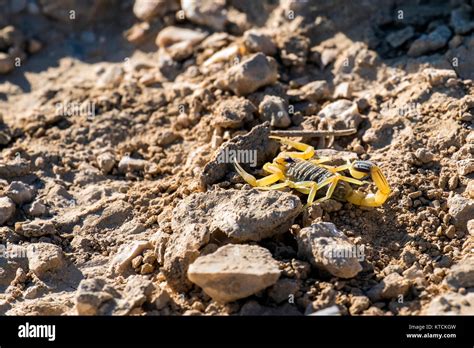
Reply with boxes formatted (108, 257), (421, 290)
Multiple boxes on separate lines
(0, 0), (473, 316)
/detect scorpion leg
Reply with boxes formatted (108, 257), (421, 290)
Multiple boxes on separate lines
(313, 175), (341, 204)
(326, 161), (370, 184)
(259, 180), (318, 210)
(257, 181), (291, 190)
(270, 136), (315, 160)
(330, 160), (352, 173)
(286, 181), (318, 207)
(293, 186), (310, 194)
(262, 180), (311, 193)
(234, 160), (284, 187)
(293, 176), (339, 206)
(305, 182), (319, 207)
(337, 176), (365, 186)
(262, 162), (285, 175)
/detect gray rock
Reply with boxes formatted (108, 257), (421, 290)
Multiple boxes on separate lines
(187, 244), (281, 303)
(349, 296), (371, 315)
(425, 292), (474, 315)
(157, 51), (180, 80)
(407, 25), (452, 57)
(258, 95), (291, 128)
(200, 123), (279, 187)
(424, 68), (457, 86)
(75, 278), (118, 315)
(114, 275), (154, 315)
(205, 42), (241, 67)
(216, 53), (278, 96)
(26, 243), (65, 279)
(382, 264), (403, 276)
(0, 197), (15, 225)
(156, 26), (208, 61)
(118, 156), (148, 174)
(111, 240), (152, 274)
(320, 49), (338, 68)
(444, 256), (474, 289)
(162, 222), (210, 292)
(333, 82), (352, 99)
(278, 33), (310, 67)
(243, 29), (276, 56)
(189, 189), (301, 242)
(97, 66), (123, 88)
(96, 152), (115, 174)
(151, 231), (169, 266)
(448, 194), (474, 231)
(23, 284), (49, 299)
(449, 41), (474, 79)
(268, 278), (300, 303)
(5, 181), (35, 205)
(181, 0), (227, 31)
(24, 200), (47, 217)
(318, 99), (362, 129)
(163, 189), (300, 291)
(0, 159), (31, 178)
(386, 26), (415, 48)
(0, 25), (24, 50)
(402, 264), (425, 285)
(0, 130), (11, 145)
(367, 273), (411, 301)
(0, 254), (27, 289)
(0, 52), (14, 74)
(213, 96), (256, 129)
(14, 219), (56, 237)
(295, 222), (363, 279)
(154, 287), (171, 310)
(468, 219), (474, 236)
(0, 227), (20, 245)
(414, 148), (434, 164)
(450, 6), (474, 35)
(300, 80), (331, 103)
(457, 159), (474, 176)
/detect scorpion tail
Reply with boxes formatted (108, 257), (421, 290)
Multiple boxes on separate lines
(346, 165), (391, 207)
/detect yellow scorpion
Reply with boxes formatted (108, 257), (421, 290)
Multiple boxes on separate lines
(234, 136), (391, 207)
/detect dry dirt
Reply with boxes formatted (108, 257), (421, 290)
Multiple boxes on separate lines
(0, 0), (473, 316)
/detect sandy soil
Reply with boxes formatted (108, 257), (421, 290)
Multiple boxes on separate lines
(0, 0), (472, 316)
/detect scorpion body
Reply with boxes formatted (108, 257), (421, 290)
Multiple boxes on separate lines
(234, 136), (391, 207)
(285, 158), (351, 201)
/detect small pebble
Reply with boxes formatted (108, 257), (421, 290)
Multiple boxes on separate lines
(414, 148), (434, 164)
